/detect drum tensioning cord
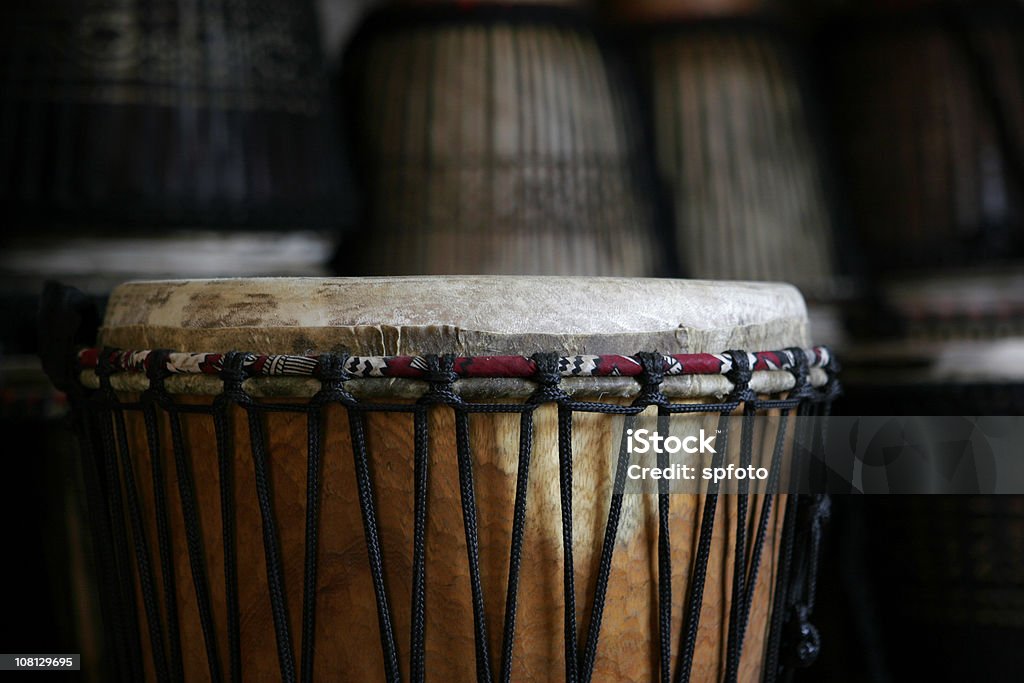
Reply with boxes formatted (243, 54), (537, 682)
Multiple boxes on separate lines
(47, 345), (839, 679)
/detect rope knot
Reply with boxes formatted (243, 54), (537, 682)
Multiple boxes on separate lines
(634, 351), (668, 407)
(725, 349), (756, 403)
(94, 347), (118, 381)
(420, 354), (461, 406)
(783, 603), (821, 669)
(819, 347), (842, 403)
(529, 352), (568, 404)
(315, 353), (351, 385)
(219, 351), (250, 396)
(145, 349), (174, 384)
(422, 354), (459, 386)
(785, 347), (813, 400)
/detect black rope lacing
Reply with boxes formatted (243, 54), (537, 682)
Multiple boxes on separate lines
(94, 349), (145, 683)
(213, 352), (247, 683)
(68, 346), (837, 682)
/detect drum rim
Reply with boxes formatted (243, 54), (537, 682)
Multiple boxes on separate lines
(75, 344), (835, 399)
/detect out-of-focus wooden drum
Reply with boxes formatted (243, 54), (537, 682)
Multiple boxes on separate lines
(611, 4), (852, 345)
(839, 269), (1024, 680)
(825, 3), (1024, 273)
(841, 269), (1024, 413)
(58, 277), (837, 682)
(607, 0), (766, 21)
(338, 5), (667, 276)
(0, 0), (345, 231)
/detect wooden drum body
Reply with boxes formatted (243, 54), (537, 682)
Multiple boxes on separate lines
(63, 277), (836, 681)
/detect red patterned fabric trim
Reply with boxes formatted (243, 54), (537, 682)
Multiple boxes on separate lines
(78, 347), (832, 380)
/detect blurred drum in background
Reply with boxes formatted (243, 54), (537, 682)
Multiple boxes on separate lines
(338, 3), (668, 276)
(0, 0), (347, 231)
(50, 276), (838, 681)
(839, 268), (1024, 681)
(609, 1), (853, 346)
(842, 268), (1024, 414)
(824, 2), (1024, 273)
(609, 0), (765, 21)
(861, 494), (1024, 682)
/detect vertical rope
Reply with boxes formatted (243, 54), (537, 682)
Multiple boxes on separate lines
(737, 409), (790, 643)
(346, 406), (401, 683)
(302, 405), (323, 683)
(112, 400), (169, 683)
(656, 405), (673, 683)
(725, 404), (756, 683)
(557, 401), (578, 683)
(578, 413), (638, 682)
(143, 351), (184, 683)
(88, 401), (137, 679)
(410, 405), (429, 683)
(167, 405), (223, 682)
(246, 404), (297, 683)
(455, 407), (494, 683)
(498, 407), (535, 683)
(214, 352), (247, 683)
(763, 489), (799, 683)
(724, 351), (757, 682)
(417, 354), (494, 683)
(674, 408), (730, 683)
(95, 352), (145, 682)
(69, 396), (130, 680)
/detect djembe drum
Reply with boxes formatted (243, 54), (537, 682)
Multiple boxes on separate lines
(337, 3), (667, 276)
(48, 277), (837, 682)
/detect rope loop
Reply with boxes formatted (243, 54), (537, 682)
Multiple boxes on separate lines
(633, 351), (669, 408)
(784, 347), (813, 401)
(420, 354), (462, 406)
(219, 352), (252, 404)
(725, 349), (756, 403)
(141, 349), (176, 410)
(529, 352), (568, 404)
(94, 347), (117, 382)
(315, 352), (351, 385)
(145, 349), (174, 383)
(819, 349), (843, 403)
(312, 352), (355, 405)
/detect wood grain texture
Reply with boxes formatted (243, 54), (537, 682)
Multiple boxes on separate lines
(115, 398), (787, 681)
